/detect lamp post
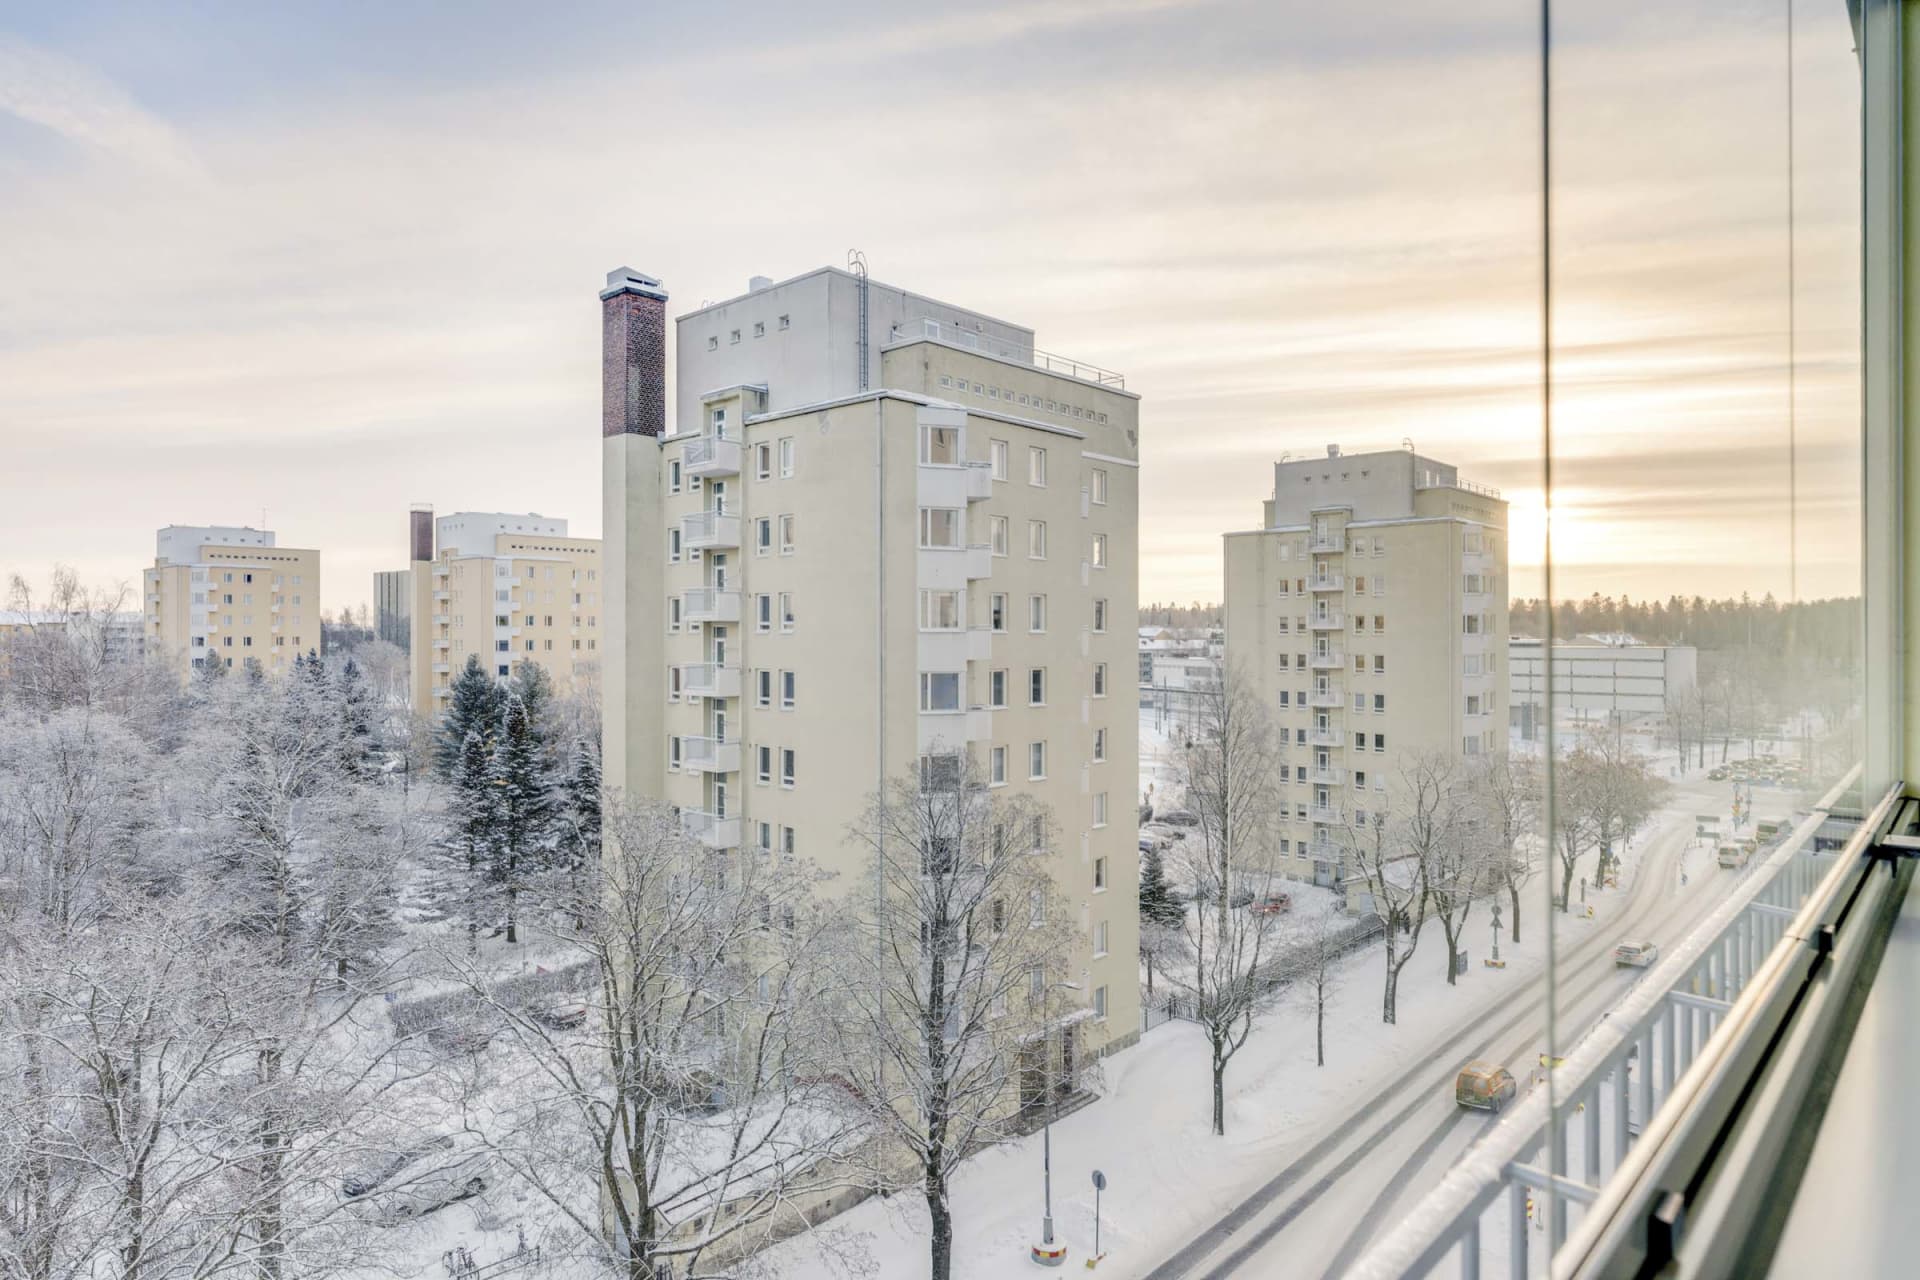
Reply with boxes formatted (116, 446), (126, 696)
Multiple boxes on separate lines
(1029, 981), (1079, 1268)
(1490, 899), (1502, 964)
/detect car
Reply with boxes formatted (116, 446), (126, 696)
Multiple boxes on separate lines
(367, 1148), (496, 1224)
(1717, 843), (1750, 870)
(538, 1000), (589, 1030)
(1455, 1060), (1518, 1113)
(1250, 892), (1293, 916)
(1613, 941), (1659, 968)
(341, 1134), (456, 1199)
(1158, 809), (1201, 828)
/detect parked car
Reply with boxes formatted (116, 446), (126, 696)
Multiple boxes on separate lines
(366, 1147), (496, 1224)
(538, 1000), (589, 1030)
(1613, 940), (1659, 968)
(1717, 843), (1750, 870)
(1158, 809), (1201, 828)
(1455, 1060), (1518, 1113)
(1250, 892), (1293, 916)
(341, 1135), (455, 1199)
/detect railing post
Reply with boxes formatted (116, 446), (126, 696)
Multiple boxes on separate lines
(1509, 1181), (1530, 1280)
(1636, 1030), (1652, 1131)
(1584, 1085), (1602, 1185)
(1659, 999), (1674, 1096)
(1461, 1218), (1481, 1280)
(1611, 1059), (1630, 1172)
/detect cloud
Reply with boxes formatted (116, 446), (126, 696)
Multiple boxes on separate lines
(0, 35), (198, 175)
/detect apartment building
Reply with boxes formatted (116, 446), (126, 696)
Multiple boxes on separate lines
(601, 264), (1142, 1062)
(143, 526), (320, 676)
(406, 507), (603, 715)
(1222, 446), (1508, 888)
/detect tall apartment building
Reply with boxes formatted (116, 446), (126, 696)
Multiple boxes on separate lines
(407, 507), (603, 716)
(143, 526), (321, 676)
(1222, 446), (1508, 888)
(602, 264), (1142, 1061)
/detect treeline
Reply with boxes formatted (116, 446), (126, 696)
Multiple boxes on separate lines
(1510, 593), (1862, 668)
(1141, 602), (1223, 628)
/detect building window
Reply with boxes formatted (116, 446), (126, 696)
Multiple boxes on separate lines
(1029, 595), (1047, 633)
(1029, 520), (1048, 559)
(669, 736), (682, 770)
(1028, 891), (1046, 927)
(990, 745), (1007, 785)
(757, 669), (772, 707)
(1093, 598), (1108, 632)
(1028, 667), (1046, 706)
(1093, 984), (1109, 1021)
(755, 517), (771, 555)
(756, 594), (771, 633)
(920, 589), (961, 630)
(1029, 741), (1046, 780)
(778, 514), (796, 555)
(779, 593), (795, 631)
(1094, 727), (1107, 761)
(778, 313), (790, 330)
(989, 669), (1008, 708)
(670, 459), (682, 493)
(753, 321), (765, 338)
(781, 749), (796, 788)
(1374, 733), (1386, 752)
(781, 669), (795, 709)
(990, 592), (1008, 632)
(1093, 663), (1108, 697)
(920, 671), (962, 712)
(1091, 533), (1108, 568)
(1093, 793), (1109, 828)
(920, 507), (962, 548)
(1029, 446), (1048, 486)
(707, 335), (719, 351)
(990, 515), (1009, 556)
(755, 443), (772, 479)
(730, 329), (741, 344)
(778, 437), (795, 477)
(669, 596), (682, 631)
(1373, 655), (1385, 674)
(757, 745), (773, 784)
(921, 424), (960, 465)
(990, 438), (1009, 480)
(1091, 468), (1108, 505)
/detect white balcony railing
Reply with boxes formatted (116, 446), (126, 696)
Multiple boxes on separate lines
(1309, 766), (1346, 786)
(1310, 611), (1345, 631)
(965, 461), (994, 500)
(680, 663), (741, 698)
(1308, 728), (1343, 747)
(1310, 574), (1344, 592)
(683, 436), (741, 478)
(680, 809), (741, 850)
(682, 589), (740, 624)
(1309, 687), (1342, 708)
(1309, 534), (1343, 553)
(1310, 650), (1344, 669)
(965, 545), (993, 579)
(682, 510), (741, 550)
(682, 736), (740, 774)
(1307, 804), (1344, 825)
(966, 626), (994, 662)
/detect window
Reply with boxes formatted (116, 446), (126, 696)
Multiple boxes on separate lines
(1374, 733), (1386, 752)
(706, 335), (719, 351)
(669, 736), (682, 770)
(990, 746), (1007, 785)
(711, 405), (728, 435)
(1093, 793), (1109, 828)
(1093, 663), (1108, 697)
(755, 442), (772, 479)
(757, 669), (772, 707)
(729, 328), (741, 345)
(990, 438), (1009, 480)
(920, 671), (962, 712)
(1091, 533), (1108, 568)
(779, 592), (795, 631)
(921, 424), (960, 464)
(1374, 615), (1385, 633)
(1091, 468), (1108, 504)
(1029, 595), (1047, 633)
(781, 749), (796, 788)
(1029, 446), (1048, 486)
(1093, 985), (1108, 1020)
(752, 320), (765, 338)
(756, 594), (772, 632)
(1463, 612), (1482, 634)
(989, 669), (1008, 708)
(778, 437), (795, 477)
(670, 459), (682, 493)
(669, 597), (682, 631)
(1028, 667), (1047, 706)
(920, 507), (962, 548)
(1373, 655), (1386, 674)
(1029, 520), (1048, 559)
(1029, 891), (1046, 927)
(781, 826), (796, 857)
(1029, 741), (1047, 779)
(990, 592), (1008, 631)
(754, 517), (771, 555)
(920, 589), (961, 631)
(757, 745), (772, 784)
(778, 313), (790, 330)
(1466, 694), (1483, 716)
(1094, 727), (1107, 761)
(781, 670), (795, 709)
(778, 514), (796, 555)
(1093, 598), (1108, 632)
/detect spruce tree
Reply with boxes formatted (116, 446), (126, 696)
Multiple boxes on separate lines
(489, 692), (557, 944)
(1139, 844), (1184, 928)
(334, 656), (375, 778)
(452, 726), (501, 952)
(436, 655), (504, 776)
(561, 737), (602, 875)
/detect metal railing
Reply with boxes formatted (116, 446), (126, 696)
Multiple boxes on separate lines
(886, 320), (1127, 389)
(1348, 770), (1885, 1280)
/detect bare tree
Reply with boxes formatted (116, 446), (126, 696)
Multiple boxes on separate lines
(1419, 756), (1488, 987)
(827, 755), (1072, 1280)
(443, 798), (861, 1279)
(1284, 902), (1349, 1068)
(1551, 748), (1599, 913)
(1575, 729), (1667, 885)
(1162, 661), (1284, 1135)
(1474, 752), (1540, 945)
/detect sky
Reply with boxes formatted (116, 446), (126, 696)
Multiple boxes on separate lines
(0, 0), (1865, 616)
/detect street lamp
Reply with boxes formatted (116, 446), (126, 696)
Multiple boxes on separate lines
(1030, 980), (1080, 1268)
(1490, 899), (1502, 964)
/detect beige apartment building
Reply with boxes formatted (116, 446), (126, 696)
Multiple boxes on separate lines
(407, 507), (603, 715)
(602, 264), (1142, 1063)
(1223, 446), (1509, 888)
(143, 526), (320, 677)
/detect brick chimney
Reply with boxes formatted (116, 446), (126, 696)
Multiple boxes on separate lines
(600, 267), (669, 438)
(408, 504), (433, 563)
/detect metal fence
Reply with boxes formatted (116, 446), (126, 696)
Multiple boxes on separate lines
(1141, 911), (1387, 1035)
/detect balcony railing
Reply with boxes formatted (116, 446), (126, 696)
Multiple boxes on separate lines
(966, 461), (993, 500)
(886, 319), (1126, 388)
(682, 589), (740, 624)
(682, 736), (740, 774)
(1309, 766), (1346, 786)
(1309, 687), (1342, 708)
(1309, 534), (1343, 553)
(680, 664), (740, 699)
(1310, 611), (1345, 631)
(965, 545), (993, 579)
(683, 436), (741, 478)
(1307, 804), (1344, 825)
(1308, 728), (1343, 747)
(680, 809), (740, 850)
(682, 510), (740, 550)
(1310, 650), (1344, 669)
(1310, 574), (1344, 592)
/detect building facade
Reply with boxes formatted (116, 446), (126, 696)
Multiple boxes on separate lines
(406, 508), (603, 715)
(1507, 636), (1699, 737)
(374, 569), (411, 650)
(1222, 446), (1509, 887)
(143, 526), (320, 676)
(602, 263), (1142, 1061)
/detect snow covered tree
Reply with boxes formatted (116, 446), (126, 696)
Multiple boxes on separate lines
(1414, 754), (1489, 986)
(1474, 752), (1540, 944)
(1285, 902), (1349, 1068)
(448, 727), (502, 950)
(434, 655), (503, 776)
(1138, 844), (1183, 928)
(560, 736), (603, 877)
(826, 754), (1072, 1280)
(1163, 661), (1286, 1136)
(486, 692), (557, 944)
(444, 798), (860, 1279)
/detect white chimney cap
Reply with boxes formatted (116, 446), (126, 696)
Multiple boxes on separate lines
(1327, 444), (1341, 457)
(748, 275), (773, 293)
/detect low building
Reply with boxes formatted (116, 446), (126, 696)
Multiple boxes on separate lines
(1507, 636), (1699, 737)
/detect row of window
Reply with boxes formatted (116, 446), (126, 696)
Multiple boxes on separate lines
(1278, 575), (1388, 597)
(1278, 691), (1388, 712)
(191, 633), (304, 649)
(188, 569), (306, 586)
(495, 637), (594, 653)
(705, 314), (792, 349)
(933, 374), (1112, 427)
(931, 665), (1112, 711)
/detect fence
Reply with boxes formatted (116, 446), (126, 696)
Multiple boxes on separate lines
(1141, 910), (1387, 1035)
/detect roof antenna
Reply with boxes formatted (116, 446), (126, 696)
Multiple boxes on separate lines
(848, 249), (870, 392)
(1402, 437), (1415, 453)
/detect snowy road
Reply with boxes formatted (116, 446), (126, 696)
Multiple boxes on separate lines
(1142, 775), (1768, 1279)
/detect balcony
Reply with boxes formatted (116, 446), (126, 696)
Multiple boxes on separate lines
(965, 544), (993, 579)
(434, 590), (449, 602)
(680, 663), (741, 698)
(965, 461), (993, 500)
(1310, 573), (1343, 592)
(1308, 687), (1343, 708)
(682, 736), (740, 774)
(1308, 728), (1343, 748)
(433, 637), (450, 650)
(1309, 650), (1344, 669)
(1310, 611), (1344, 631)
(1307, 803), (1344, 825)
(683, 436), (741, 478)
(682, 510), (740, 550)
(1309, 766), (1346, 786)
(1309, 534), (1342, 553)
(432, 662), (449, 674)
(967, 626), (994, 661)
(680, 809), (740, 850)
(682, 589), (740, 624)
(964, 706), (993, 741)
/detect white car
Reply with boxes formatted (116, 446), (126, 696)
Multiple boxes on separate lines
(358, 1147), (496, 1225)
(1613, 941), (1659, 969)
